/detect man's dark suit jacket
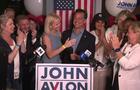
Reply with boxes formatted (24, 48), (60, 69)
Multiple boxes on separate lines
(61, 29), (95, 64)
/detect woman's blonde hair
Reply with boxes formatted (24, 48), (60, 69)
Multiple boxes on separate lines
(0, 14), (10, 33)
(129, 21), (140, 43)
(44, 13), (60, 34)
(115, 10), (136, 23)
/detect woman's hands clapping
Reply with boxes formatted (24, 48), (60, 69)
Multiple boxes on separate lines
(16, 29), (26, 46)
(110, 34), (120, 50)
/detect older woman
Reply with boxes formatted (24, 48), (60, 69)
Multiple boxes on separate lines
(0, 15), (25, 90)
(42, 13), (76, 63)
(111, 21), (140, 90)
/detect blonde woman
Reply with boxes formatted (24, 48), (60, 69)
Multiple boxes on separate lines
(105, 10), (136, 62)
(111, 21), (140, 90)
(42, 13), (76, 63)
(0, 14), (25, 90)
(106, 10), (136, 44)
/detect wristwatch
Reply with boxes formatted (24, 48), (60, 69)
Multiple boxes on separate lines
(15, 44), (20, 49)
(113, 48), (121, 52)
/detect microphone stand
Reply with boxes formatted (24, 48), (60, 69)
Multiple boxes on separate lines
(89, 58), (104, 71)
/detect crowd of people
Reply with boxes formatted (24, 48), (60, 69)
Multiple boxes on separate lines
(0, 7), (140, 90)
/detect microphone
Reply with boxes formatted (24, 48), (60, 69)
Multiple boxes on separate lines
(34, 46), (45, 57)
(80, 49), (92, 61)
(80, 49), (104, 69)
(89, 58), (104, 68)
(28, 46), (45, 65)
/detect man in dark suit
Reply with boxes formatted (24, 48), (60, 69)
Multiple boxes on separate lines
(16, 15), (41, 90)
(61, 9), (95, 64)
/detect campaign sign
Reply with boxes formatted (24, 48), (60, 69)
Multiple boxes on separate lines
(36, 64), (94, 90)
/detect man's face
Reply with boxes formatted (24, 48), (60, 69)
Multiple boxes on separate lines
(73, 12), (86, 29)
(18, 19), (30, 33)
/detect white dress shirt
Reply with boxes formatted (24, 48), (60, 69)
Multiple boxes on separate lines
(10, 41), (20, 79)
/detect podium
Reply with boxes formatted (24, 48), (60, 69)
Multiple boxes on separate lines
(35, 64), (94, 90)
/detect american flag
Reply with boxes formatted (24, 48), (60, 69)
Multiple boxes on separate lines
(54, 0), (94, 32)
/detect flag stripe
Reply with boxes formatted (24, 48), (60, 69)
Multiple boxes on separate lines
(62, 11), (66, 32)
(78, 0), (81, 9)
(90, 0), (94, 22)
(56, 11), (62, 32)
(84, 0), (87, 11)
(81, 0), (84, 10)
(86, 0), (90, 31)
(89, 0), (94, 31)
(68, 11), (73, 29)
(65, 10), (69, 31)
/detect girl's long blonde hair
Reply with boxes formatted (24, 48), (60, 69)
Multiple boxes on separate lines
(115, 10), (136, 24)
(44, 13), (60, 34)
(129, 21), (140, 43)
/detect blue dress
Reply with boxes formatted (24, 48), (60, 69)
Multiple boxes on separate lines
(42, 32), (62, 63)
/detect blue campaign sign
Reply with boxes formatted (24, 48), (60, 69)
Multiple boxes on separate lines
(36, 64), (94, 90)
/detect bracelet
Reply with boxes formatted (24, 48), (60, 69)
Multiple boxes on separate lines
(62, 45), (66, 49)
(15, 44), (20, 49)
(113, 48), (121, 52)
